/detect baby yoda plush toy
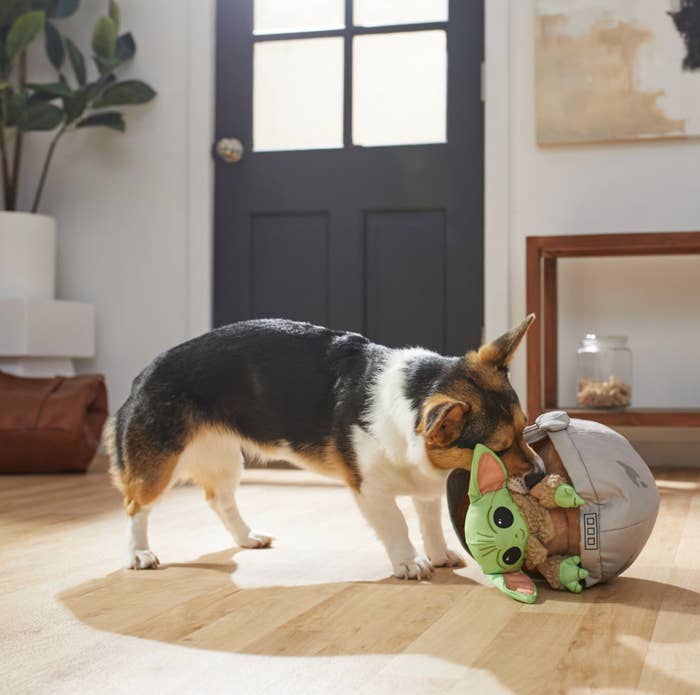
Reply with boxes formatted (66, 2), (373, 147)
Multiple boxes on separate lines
(447, 411), (660, 604)
(463, 444), (589, 603)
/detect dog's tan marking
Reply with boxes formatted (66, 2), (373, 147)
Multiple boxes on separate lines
(464, 351), (505, 390)
(482, 423), (515, 453)
(109, 415), (198, 516)
(178, 425), (363, 493)
(426, 445), (474, 471)
(280, 440), (362, 491)
(114, 452), (181, 517)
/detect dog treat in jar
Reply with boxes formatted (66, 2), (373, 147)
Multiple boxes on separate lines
(576, 335), (632, 409)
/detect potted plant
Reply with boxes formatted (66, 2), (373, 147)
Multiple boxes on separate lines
(0, 0), (155, 299)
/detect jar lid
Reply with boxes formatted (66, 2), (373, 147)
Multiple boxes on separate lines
(581, 334), (628, 347)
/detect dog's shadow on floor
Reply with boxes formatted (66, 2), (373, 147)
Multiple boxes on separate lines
(58, 546), (700, 694)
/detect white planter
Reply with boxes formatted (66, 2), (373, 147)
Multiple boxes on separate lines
(0, 211), (56, 299)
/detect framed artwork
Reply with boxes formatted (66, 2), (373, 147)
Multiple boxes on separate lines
(535, 0), (700, 145)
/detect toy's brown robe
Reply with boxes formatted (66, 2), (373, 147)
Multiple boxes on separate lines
(511, 437), (581, 589)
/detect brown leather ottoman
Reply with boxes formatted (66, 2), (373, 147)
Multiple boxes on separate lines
(0, 371), (108, 473)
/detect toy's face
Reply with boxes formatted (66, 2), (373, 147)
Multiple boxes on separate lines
(465, 445), (529, 575)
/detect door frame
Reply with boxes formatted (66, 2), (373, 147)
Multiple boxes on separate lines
(483, 0), (511, 345)
(186, 0), (216, 340)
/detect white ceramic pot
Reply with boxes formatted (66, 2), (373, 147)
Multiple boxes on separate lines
(0, 211), (56, 299)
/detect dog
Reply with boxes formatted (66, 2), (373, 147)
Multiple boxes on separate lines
(106, 314), (539, 579)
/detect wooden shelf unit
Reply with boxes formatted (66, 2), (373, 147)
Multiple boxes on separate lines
(526, 231), (700, 428)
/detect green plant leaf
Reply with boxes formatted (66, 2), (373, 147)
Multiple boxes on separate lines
(92, 15), (116, 59)
(85, 73), (115, 101)
(0, 45), (8, 81)
(92, 79), (156, 107)
(63, 89), (87, 122)
(28, 91), (54, 106)
(64, 37), (86, 85)
(77, 110), (124, 132)
(25, 80), (72, 97)
(115, 32), (134, 62)
(44, 20), (64, 68)
(7, 10), (45, 61)
(6, 92), (29, 126)
(0, 82), (10, 91)
(52, 0), (79, 19)
(17, 100), (64, 130)
(93, 54), (120, 75)
(108, 0), (119, 31)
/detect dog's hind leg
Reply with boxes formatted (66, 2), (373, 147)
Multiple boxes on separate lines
(184, 429), (273, 549)
(116, 453), (179, 569)
(106, 414), (181, 570)
(207, 475), (273, 549)
(127, 505), (159, 569)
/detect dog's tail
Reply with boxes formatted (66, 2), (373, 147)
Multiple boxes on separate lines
(104, 414), (126, 493)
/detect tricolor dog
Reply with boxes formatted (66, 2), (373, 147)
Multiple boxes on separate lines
(106, 315), (538, 579)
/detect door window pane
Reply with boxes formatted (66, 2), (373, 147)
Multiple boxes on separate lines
(353, 31), (447, 147)
(254, 0), (344, 35)
(353, 0), (448, 27)
(254, 38), (344, 151)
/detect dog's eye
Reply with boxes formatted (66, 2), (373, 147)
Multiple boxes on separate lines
(502, 546), (522, 565)
(494, 447), (510, 457)
(493, 506), (514, 528)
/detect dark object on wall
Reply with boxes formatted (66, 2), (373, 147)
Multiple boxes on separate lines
(0, 371), (108, 474)
(668, 0), (700, 71)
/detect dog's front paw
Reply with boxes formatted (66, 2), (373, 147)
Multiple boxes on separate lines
(429, 547), (465, 568)
(126, 549), (160, 570)
(392, 555), (433, 580)
(238, 531), (274, 549)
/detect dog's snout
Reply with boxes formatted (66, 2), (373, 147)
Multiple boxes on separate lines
(523, 452), (546, 488)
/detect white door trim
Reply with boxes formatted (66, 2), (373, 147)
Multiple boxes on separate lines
(186, 0), (215, 339)
(483, 0), (512, 341)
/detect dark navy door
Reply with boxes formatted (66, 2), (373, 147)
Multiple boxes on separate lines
(214, 0), (483, 354)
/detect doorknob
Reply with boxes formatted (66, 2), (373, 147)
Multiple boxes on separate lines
(215, 137), (244, 164)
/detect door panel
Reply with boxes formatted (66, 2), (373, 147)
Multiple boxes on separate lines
(365, 210), (446, 352)
(214, 0), (484, 355)
(251, 213), (329, 324)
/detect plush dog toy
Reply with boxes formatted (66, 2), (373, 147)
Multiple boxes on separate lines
(447, 411), (660, 603)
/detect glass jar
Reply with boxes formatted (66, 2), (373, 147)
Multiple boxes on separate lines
(576, 334), (632, 409)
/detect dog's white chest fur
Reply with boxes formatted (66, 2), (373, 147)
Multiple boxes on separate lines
(353, 348), (446, 498)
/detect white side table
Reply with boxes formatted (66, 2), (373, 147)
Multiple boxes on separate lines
(0, 298), (95, 377)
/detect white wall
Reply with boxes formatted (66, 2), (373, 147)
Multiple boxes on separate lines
(18, 0), (214, 410)
(485, 0), (700, 464)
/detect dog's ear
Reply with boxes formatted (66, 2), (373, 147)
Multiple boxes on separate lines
(423, 399), (471, 447)
(475, 314), (535, 367)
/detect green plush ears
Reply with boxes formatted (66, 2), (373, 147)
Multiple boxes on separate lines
(468, 443), (509, 503)
(489, 572), (538, 604)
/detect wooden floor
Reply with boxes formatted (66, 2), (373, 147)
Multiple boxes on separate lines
(2, 465), (700, 695)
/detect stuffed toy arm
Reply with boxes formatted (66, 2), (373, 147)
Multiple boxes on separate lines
(537, 555), (589, 593)
(530, 474), (585, 509)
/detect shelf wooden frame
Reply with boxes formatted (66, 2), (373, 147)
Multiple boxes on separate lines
(526, 231), (700, 427)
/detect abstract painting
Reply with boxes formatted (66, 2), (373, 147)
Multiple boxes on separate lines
(535, 0), (700, 145)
